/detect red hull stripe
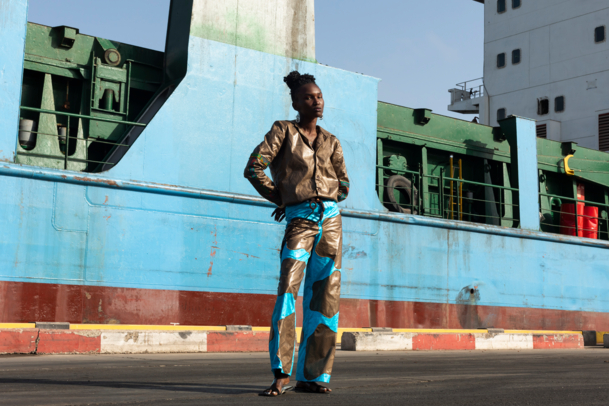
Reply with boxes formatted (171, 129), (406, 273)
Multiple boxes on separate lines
(0, 281), (607, 331)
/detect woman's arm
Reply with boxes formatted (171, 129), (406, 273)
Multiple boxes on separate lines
(244, 121), (286, 207)
(331, 139), (350, 202)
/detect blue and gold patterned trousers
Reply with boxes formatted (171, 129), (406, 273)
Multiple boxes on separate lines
(269, 199), (342, 383)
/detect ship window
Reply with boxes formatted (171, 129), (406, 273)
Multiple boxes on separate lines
(512, 49), (521, 65)
(537, 98), (549, 115)
(497, 108), (506, 121)
(497, 0), (506, 13)
(536, 124), (547, 138)
(512, 0), (521, 9)
(555, 96), (565, 113)
(595, 26), (606, 43)
(497, 53), (506, 68)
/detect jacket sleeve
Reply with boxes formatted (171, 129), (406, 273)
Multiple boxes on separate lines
(244, 121), (286, 207)
(331, 138), (350, 202)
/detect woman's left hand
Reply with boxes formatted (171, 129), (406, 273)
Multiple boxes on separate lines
(271, 207), (286, 222)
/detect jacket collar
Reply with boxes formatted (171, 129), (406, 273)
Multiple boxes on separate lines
(292, 120), (329, 143)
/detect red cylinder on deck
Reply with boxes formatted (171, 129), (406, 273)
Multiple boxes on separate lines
(583, 206), (599, 239)
(560, 203), (584, 237)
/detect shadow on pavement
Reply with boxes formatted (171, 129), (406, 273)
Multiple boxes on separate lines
(0, 378), (261, 395)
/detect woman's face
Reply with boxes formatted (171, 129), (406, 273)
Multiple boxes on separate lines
(293, 83), (324, 120)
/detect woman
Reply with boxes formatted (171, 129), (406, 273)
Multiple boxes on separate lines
(244, 71), (350, 396)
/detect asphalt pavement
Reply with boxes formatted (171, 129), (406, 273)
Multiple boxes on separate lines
(0, 348), (608, 405)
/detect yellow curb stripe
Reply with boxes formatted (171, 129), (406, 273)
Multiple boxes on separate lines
(69, 324), (226, 331)
(0, 323), (35, 329)
(393, 328), (483, 334)
(503, 330), (582, 335)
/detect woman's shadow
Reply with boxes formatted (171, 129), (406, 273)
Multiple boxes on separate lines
(0, 377), (260, 395)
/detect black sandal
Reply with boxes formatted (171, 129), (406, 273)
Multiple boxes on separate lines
(259, 380), (293, 396)
(295, 382), (331, 393)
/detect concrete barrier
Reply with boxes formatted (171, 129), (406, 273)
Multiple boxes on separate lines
(475, 333), (533, 350)
(100, 331), (207, 354)
(341, 331), (583, 351)
(0, 327), (585, 355)
(0, 329), (38, 354)
(341, 332), (414, 351)
(37, 330), (101, 354)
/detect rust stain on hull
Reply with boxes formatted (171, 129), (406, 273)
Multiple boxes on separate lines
(72, 176), (119, 187)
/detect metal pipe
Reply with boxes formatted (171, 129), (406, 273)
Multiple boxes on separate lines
(12, 128), (130, 147)
(0, 162), (606, 249)
(19, 119), (37, 149)
(418, 163), (422, 215)
(442, 176), (519, 191)
(20, 106), (146, 127)
(103, 89), (114, 111)
(376, 164), (419, 176)
(126, 61), (132, 118)
(449, 155), (454, 220)
(466, 191), (473, 222)
(540, 193), (604, 209)
(377, 139), (384, 203)
(12, 153), (115, 166)
(58, 126), (67, 144)
(459, 159), (463, 221)
(375, 164), (519, 192)
(64, 116), (70, 169)
(498, 181), (503, 225)
(573, 180), (579, 236)
(439, 168), (444, 218)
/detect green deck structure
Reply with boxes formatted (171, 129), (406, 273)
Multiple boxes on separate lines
(376, 102), (609, 240)
(17, 23), (163, 171)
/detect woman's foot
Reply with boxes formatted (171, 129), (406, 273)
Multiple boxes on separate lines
(295, 381), (331, 393)
(260, 377), (290, 396)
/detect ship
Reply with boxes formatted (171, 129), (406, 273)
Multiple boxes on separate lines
(450, 1), (609, 151)
(1, 0), (608, 332)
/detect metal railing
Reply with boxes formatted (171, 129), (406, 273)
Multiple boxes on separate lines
(17, 106), (146, 171)
(377, 163), (520, 227)
(455, 77), (484, 99)
(539, 193), (608, 241)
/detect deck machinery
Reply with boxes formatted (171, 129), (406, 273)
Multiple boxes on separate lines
(17, 23), (163, 172)
(376, 102), (609, 240)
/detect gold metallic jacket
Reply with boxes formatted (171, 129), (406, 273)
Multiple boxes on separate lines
(244, 120), (350, 207)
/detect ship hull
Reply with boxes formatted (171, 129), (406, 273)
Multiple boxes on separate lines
(1, 164), (608, 331)
(2, 280), (609, 331)
(1, 13), (608, 332)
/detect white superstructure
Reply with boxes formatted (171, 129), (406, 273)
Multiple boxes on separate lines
(449, 0), (609, 151)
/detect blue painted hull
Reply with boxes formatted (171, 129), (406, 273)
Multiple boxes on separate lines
(0, 15), (607, 329)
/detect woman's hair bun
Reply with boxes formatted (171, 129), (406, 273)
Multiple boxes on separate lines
(283, 71), (301, 90)
(283, 71), (317, 99)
